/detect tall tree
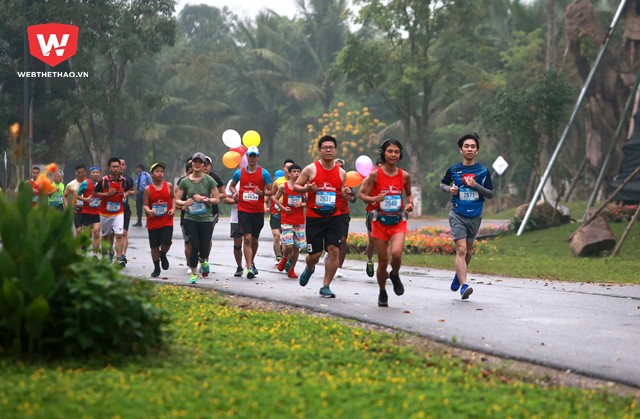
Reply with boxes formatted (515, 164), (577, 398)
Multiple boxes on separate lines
(337, 0), (485, 214)
(42, 0), (177, 169)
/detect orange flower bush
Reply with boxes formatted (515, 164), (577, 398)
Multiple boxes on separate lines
(347, 226), (500, 256)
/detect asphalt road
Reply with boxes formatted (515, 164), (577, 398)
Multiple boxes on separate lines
(121, 217), (640, 388)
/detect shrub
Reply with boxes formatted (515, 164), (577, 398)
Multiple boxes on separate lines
(0, 183), (168, 358)
(600, 204), (639, 223)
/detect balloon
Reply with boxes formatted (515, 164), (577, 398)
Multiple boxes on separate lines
(345, 171), (364, 188)
(239, 154), (249, 169)
(275, 169), (285, 179)
(230, 145), (247, 155)
(222, 129), (242, 148)
(355, 155), (375, 177)
(222, 151), (241, 169)
(242, 130), (261, 147)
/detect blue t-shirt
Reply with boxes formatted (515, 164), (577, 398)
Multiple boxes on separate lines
(441, 162), (493, 218)
(231, 167), (273, 186)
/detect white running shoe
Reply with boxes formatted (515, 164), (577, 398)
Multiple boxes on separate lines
(335, 268), (343, 278)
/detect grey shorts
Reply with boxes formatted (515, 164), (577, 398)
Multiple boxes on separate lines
(448, 210), (481, 241)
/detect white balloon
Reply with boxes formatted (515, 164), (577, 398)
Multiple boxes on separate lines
(222, 129), (242, 148)
(239, 153), (249, 169)
(355, 155), (375, 177)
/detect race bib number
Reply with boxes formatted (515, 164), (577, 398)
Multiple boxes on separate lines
(459, 188), (479, 201)
(316, 190), (336, 209)
(287, 195), (302, 206)
(188, 201), (207, 215)
(106, 201), (121, 213)
(243, 192), (260, 201)
(152, 202), (168, 216)
(89, 198), (101, 208)
(380, 194), (401, 212)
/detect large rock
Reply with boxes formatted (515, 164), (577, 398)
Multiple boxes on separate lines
(515, 202), (571, 230)
(569, 215), (616, 257)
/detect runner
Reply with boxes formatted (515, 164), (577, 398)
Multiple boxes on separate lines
(64, 164), (86, 235)
(143, 162), (175, 277)
(175, 160), (193, 272)
(334, 157), (356, 278)
(133, 163), (152, 226)
(175, 152), (220, 284)
(275, 163), (306, 278)
(47, 170), (65, 211)
(268, 160), (294, 265)
(77, 166), (103, 258)
(358, 139), (414, 307)
(93, 157), (128, 266)
(361, 157), (383, 278)
(224, 178), (244, 277)
(118, 158), (136, 265)
(439, 133), (494, 300)
(294, 135), (348, 298)
(28, 166), (40, 206)
(228, 146), (273, 279)
(203, 155), (226, 275)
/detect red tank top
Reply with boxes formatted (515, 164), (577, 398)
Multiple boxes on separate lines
(371, 168), (405, 213)
(237, 166), (266, 213)
(99, 176), (126, 216)
(82, 180), (101, 215)
(307, 160), (342, 219)
(147, 181), (173, 230)
(281, 182), (305, 225)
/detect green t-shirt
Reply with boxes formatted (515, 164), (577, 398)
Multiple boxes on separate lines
(179, 174), (218, 222)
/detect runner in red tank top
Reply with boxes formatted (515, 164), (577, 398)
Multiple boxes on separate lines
(334, 158), (357, 279)
(359, 157), (383, 278)
(143, 162), (175, 277)
(294, 135), (348, 298)
(274, 163), (306, 278)
(358, 139), (414, 307)
(77, 166), (102, 258)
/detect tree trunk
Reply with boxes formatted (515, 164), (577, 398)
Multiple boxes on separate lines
(546, 0), (557, 70)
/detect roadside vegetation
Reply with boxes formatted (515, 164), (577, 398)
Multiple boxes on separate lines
(1, 286), (637, 417)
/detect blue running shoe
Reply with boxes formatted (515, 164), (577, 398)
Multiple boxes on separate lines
(285, 260), (291, 271)
(252, 263), (258, 275)
(189, 274), (198, 284)
(319, 285), (335, 298)
(200, 261), (209, 277)
(450, 273), (460, 291)
(460, 284), (473, 300)
(299, 267), (314, 287)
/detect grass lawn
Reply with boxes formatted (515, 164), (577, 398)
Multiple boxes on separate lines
(1, 285), (637, 417)
(351, 222), (639, 284)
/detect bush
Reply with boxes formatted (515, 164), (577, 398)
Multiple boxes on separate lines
(0, 183), (168, 358)
(600, 204), (639, 223)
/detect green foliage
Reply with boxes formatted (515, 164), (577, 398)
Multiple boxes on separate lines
(49, 263), (168, 356)
(0, 184), (167, 358)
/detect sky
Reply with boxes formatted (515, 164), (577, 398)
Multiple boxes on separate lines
(175, 0), (300, 19)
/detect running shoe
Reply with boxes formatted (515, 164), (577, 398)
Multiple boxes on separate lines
(277, 257), (288, 272)
(287, 269), (298, 279)
(189, 273), (198, 284)
(285, 260), (291, 271)
(252, 263), (258, 275)
(450, 273), (460, 291)
(118, 255), (127, 267)
(299, 267), (314, 287)
(201, 261), (210, 277)
(275, 256), (282, 267)
(107, 252), (115, 263)
(151, 267), (161, 277)
(335, 268), (343, 278)
(460, 284), (473, 300)
(160, 253), (169, 270)
(319, 285), (335, 298)
(389, 270), (404, 296)
(366, 260), (374, 278)
(234, 267), (243, 277)
(378, 289), (388, 307)
(247, 268), (256, 279)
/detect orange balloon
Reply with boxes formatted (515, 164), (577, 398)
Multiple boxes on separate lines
(222, 151), (242, 169)
(45, 162), (58, 173)
(345, 171), (363, 188)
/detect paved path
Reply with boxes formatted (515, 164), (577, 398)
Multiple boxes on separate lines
(121, 218), (640, 388)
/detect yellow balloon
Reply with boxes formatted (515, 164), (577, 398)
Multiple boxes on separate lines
(222, 151), (242, 169)
(242, 130), (261, 147)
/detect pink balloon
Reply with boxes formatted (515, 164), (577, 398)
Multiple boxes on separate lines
(239, 154), (249, 169)
(355, 155), (374, 177)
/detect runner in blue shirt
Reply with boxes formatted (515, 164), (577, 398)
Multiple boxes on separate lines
(439, 133), (494, 300)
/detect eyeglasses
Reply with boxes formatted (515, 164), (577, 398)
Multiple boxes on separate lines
(320, 146), (336, 150)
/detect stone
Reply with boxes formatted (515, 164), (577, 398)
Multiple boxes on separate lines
(569, 215), (616, 257)
(515, 202), (571, 230)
